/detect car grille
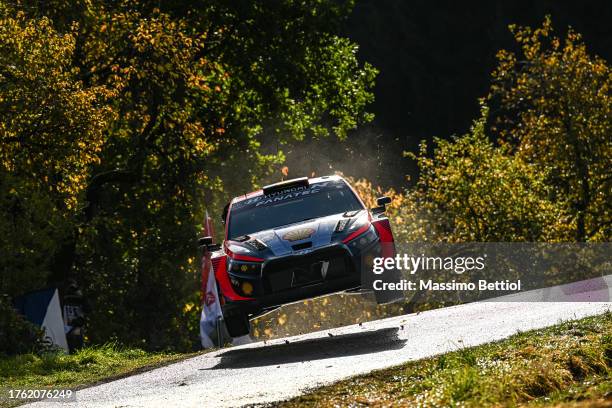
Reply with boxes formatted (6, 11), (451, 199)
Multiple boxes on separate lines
(263, 247), (353, 293)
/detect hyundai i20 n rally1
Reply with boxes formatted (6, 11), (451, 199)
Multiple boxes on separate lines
(200, 175), (396, 337)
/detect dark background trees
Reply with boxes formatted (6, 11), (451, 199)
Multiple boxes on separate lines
(283, 0), (612, 186)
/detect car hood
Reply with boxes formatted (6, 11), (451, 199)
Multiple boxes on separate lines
(226, 210), (368, 258)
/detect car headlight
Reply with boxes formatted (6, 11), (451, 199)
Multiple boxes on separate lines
(228, 259), (262, 274)
(347, 226), (378, 249)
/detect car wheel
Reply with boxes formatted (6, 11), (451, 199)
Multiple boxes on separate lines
(223, 310), (250, 337)
(373, 266), (404, 304)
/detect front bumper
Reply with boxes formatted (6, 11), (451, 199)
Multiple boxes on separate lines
(224, 240), (381, 314)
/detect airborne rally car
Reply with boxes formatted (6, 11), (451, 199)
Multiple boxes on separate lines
(201, 175), (396, 337)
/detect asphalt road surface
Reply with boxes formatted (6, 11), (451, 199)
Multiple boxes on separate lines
(30, 276), (611, 408)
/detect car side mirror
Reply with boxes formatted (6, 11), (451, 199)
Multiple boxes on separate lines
(377, 196), (392, 206)
(198, 236), (220, 252)
(199, 236), (213, 246)
(221, 203), (230, 225)
(371, 196), (391, 215)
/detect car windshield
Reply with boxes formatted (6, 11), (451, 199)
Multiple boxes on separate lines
(228, 180), (363, 239)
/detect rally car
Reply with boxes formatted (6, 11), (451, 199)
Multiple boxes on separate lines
(199, 175), (396, 337)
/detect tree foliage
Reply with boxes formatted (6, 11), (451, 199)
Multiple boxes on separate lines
(488, 17), (611, 241)
(390, 19), (610, 244)
(397, 108), (565, 242)
(0, 8), (113, 295)
(2, 3), (608, 352)
(0, 10), (112, 207)
(0, 0), (376, 350)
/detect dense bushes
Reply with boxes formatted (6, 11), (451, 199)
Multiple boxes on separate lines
(0, 296), (43, 356)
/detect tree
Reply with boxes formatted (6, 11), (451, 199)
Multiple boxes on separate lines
(488, 17), (611, 242)
(397, 108), (564, 242)
(0, 8), (113, 295)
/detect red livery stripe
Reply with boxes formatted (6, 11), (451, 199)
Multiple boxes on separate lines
(342, 223), (370, 243)
(213, 256), (254, 301)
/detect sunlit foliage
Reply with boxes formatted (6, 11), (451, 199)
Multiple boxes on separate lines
(0, 8), (113, 295)
(489, 16), (611, 242)
(397, 108), (566, 242)
(0, 10), (113, 207)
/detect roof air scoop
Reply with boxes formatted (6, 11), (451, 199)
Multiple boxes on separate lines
(262, 177), (309, 196)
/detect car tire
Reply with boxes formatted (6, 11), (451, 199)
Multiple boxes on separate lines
(373, 266), (404, 304)
(223, 310), (250, 337)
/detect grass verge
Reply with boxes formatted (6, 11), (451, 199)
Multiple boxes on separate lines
(281, 312), (612, 407)
(0, 344), (200, 408)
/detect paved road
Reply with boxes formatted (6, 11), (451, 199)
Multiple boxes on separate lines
(30, 276), (611, 408)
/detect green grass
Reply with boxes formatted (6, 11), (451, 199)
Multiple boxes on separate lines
(281, 312), (612, 407)
(0, 343), (199, 407)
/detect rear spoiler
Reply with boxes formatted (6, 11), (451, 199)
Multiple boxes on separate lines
(262, 177), (309, 196)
